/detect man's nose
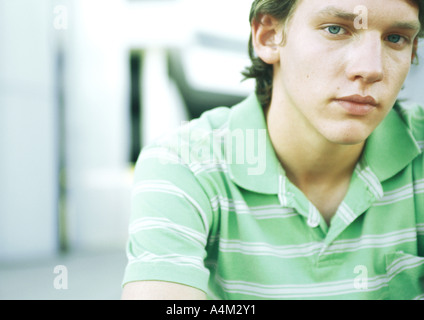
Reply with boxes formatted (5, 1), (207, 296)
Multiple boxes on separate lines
(345, 33), (384, 84)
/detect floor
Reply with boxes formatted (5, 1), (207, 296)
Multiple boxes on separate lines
(0, 249), (128, 300)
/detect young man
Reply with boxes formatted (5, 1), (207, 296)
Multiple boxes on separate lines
(122, 0), (424, 300)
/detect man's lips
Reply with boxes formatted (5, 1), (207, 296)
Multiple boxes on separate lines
(336, 95), (378, 106)
(335, 95), (378, 116)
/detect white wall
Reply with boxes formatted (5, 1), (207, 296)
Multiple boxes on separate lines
(0, 0), (57, 260)
(63, 0), (132, 251)
(399, 39), (424, 106)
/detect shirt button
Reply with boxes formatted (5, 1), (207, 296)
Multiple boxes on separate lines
(307, 219), (320, 228)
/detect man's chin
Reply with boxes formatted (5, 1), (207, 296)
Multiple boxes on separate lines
(319, 120), (375, 146)
(324, 131), (370, 147)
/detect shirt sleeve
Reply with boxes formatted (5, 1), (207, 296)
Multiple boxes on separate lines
(122, 145), (214, 293)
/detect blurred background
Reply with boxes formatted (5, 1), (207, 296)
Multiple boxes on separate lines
(0, 0), (423, 300)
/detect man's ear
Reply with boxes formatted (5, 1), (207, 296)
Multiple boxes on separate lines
(251, 14), (282, 65)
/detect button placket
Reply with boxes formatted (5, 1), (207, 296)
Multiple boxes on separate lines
(278, 174), (328, 234)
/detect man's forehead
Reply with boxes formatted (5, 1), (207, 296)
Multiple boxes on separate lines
(294, 0), (420, 29)
(294, 0), (419, 16)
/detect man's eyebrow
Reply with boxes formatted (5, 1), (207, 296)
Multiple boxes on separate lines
(390, 21), (421, 32)
(316, 6), (358, 21)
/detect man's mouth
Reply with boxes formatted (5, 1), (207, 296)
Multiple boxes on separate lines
(335, 95), (378, 116)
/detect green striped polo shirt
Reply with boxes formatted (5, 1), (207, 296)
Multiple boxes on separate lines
(123, 94), (424, 300)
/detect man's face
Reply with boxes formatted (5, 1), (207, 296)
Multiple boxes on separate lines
(275, 0), (420, 145)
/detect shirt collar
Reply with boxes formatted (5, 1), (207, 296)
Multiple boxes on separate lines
(364, 103), (422, 182)
(227, 95), (422, 194)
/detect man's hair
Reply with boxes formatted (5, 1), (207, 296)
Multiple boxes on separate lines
(242, 0), (424, 109)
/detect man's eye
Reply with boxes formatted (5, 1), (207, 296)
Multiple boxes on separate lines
(324, 25), (347, 35)
(386, 34), (404, 44)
